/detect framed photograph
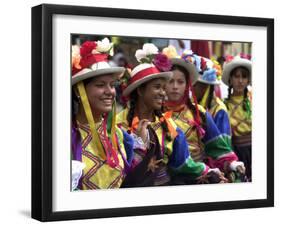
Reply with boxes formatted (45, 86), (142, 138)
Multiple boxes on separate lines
(32, 4), (274, 221)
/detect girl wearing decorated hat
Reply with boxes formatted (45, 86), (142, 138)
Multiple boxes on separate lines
(163, 46), (245, 181)
(222, 57), (252, 181)
(71, 38), (146, 190)
(117, 43), (225, 187)
(192, 57), (227, 126)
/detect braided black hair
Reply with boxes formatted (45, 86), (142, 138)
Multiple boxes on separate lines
(127, 90), (138, 133)
(243, 86), (249, 111)
(225, 85), (233, 110)
(186, 96), (206, 126)
(154, 110), (172, 142)
(206, 85), (214, 110)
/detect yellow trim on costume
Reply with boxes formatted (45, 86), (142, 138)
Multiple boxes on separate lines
(111, 102), (118, 153)
(77, 82), (104, 153)
(225, 95), (251, 137)
(199, 85), (210, 109)
(209, 96), (227, 118)
(77, 123), (126, 189)
(170, 105), (205, 162)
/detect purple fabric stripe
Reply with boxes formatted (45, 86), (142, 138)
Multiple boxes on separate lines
(72, 126), (82, 161)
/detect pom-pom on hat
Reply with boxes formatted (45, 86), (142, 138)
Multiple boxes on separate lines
(71, 38), (125, 85)
(222, 56), (252, 86)
(122, 43), (173, 96)
(180, 51), (222, 85)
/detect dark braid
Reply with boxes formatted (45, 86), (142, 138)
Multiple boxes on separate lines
(225, 85), (232, 110)
(243, 87), (249, 111)
(206, 85), (214, 110)
(154, 110), (172, 142)
(186, 97), (206, 127)
(127, 90), (138, 133)
(227, 85), (232, 100)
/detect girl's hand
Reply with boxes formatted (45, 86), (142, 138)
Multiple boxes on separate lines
(136, 119), (151, 144)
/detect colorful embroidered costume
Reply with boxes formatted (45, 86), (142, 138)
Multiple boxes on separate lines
(161, 47), (241, 176)
(165, 104), (237, 173)
(225, 95), (252, 179)
(72, 121), (134, 189)
(222, 56), (252, 180)
(202, 96), (232, 137)
(71, 38), (135, 190)
(117, 109), (210, 186)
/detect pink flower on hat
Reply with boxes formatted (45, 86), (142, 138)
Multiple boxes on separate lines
(153, 53), (172, 72)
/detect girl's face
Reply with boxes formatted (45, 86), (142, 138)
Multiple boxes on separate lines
(84, 74), (116, 116)
(139, 78), (167, 111)
(230, 67), (250, 96)
(165, 69), (187, 102)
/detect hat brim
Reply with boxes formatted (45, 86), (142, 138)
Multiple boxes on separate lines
(171, 58), (199, 85)
(222, 59), (252, 86)
(123, 72), (173, 97)
(72, 67), (125, 85)
(196, 77), (221, 85)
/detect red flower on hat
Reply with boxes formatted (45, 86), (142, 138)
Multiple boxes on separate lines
(225, 55), (234, 63)
(80, 41), (97, 57)
(78, 41), (98, 69)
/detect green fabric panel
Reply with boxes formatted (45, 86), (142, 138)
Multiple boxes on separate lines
(174, 157), (205, 177)
(205, 135), (232, 159)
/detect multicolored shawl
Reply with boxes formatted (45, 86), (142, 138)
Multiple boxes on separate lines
(72, 121), (134, 190)
(165, 105), (238, 171)
(116, 109), (209, 179)
(208, 96), (232, 136)
(224, 95), (252, 137)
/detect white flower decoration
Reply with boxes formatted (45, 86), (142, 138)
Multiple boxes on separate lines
(135, 49), (147, 62)
(135, 43), (159, 62)
(143, 43), (159, 55)
(96, 37), (113, 54)
(72, 160), (85, 191)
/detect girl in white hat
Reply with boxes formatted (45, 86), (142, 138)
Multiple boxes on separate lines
(117, 44), (225, 187)
(222, 57), (252, 181)
(71, 38), (143, 190)
(163, 46), (245, 182)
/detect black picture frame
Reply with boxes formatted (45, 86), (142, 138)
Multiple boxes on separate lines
(31, 3), (274, 222)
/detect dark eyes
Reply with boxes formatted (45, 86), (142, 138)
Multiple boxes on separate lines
(234, 74), (248, 79)
(95, 83), (116, 88)
(169, 79), (185, 84)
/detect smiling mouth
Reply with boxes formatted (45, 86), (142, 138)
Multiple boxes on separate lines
(154, 97), (164, 104)
(101, 98), (113, 105)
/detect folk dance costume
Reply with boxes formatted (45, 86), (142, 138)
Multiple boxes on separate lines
(222, 57), (252, 181)
(72, 119), (134, 190)
(162, 47), (244, 178)
(117, 43), (217, 187)
(117, 109), (209, 186)
(71, 39), (138, 190)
